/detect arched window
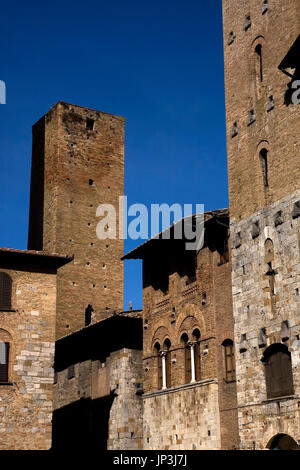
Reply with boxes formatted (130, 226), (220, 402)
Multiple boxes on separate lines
(192, 328), (201, 381)
(154, 342), (162, 390)
(0, 272), (12, 310)
(255, 44), (263, 82)
(262, 343), (294, 399)
(181, 333), (191, 384)
(163, 338), (171, 389)
(260, 148), (269, 188)
(222, 339), (235, 382)
(0, 330), (12, 383)
(85, 304), (93, 326)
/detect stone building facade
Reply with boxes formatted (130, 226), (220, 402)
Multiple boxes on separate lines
(123, 210), (239, 450)
(223, 0), (300, 450)
(52, 314), (143, 451)
(1, 0), (300, 449)
(28, 102), (125, 339)
(0, 248), (71, 450)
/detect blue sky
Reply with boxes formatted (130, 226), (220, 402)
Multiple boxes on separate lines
(0, 0), (228, 311)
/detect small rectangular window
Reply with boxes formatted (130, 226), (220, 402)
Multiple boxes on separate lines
(86, 118), (95, 131)
(67, 364), (75, 380)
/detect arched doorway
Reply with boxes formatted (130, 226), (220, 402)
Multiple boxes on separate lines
(267, 433), (300, 450)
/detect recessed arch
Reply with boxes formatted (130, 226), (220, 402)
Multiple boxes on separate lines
(266, 434), (299, 450)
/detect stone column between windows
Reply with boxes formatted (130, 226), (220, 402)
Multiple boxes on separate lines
(160, 351), (167, 390)
(189, 341), (197, 384)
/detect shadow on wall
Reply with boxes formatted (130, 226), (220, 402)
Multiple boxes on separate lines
(52, 394), (115, 451)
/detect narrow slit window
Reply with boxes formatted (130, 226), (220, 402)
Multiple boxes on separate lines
(260, 148), (269, 187)
(255, 44), (263, 82)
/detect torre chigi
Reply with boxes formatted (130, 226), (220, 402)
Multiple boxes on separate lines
(0, 0), (300, 451)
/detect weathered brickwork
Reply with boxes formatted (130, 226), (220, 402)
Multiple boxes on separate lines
(143, 381), (220, 450)
(28, 102), (125, 339)
(123, 211), (240, 450)
(0, 251), (70, 450)
(223, 0), (300, 222)
(231, 190), (300, 449)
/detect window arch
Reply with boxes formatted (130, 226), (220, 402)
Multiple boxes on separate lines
(222, 339), (235, 382)
(0, 272), (12, 310)
(262, 343), (294, 399)
(0, 329), (12, 383)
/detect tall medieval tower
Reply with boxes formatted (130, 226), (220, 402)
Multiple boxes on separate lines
(222, 0), (300, 449)
(28, 102), (124, 339)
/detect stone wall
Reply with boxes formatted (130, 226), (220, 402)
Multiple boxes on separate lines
(28, 102), (125, 339)
(0, 265), (57, 450)
(53, 347), (143, 450)
(231, 190), (300, 449)
(143, 381), (220, 450)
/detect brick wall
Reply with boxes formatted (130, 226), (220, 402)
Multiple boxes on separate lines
(28, 102), (125, 338)
(223, 0), (300, 222)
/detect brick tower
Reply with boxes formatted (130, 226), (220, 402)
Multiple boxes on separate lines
(222, 0), (300, 449)
(28, 102), (124, 338)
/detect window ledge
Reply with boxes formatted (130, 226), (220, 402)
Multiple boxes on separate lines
(144, 378), (218, 398)
(262, 395), (295, 404)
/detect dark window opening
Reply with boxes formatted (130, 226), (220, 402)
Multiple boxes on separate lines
(85, 304), (94, 326)
(255, 44), (263, 82)
(192, 329), (201, 381)
(0, 273), (12, 310)
(89, 179), (94, 186)
(260, 148), (269, 188)
(223, 339), (235, 382)
(86, 118), (95, 131)
(68, 364), (75, 380)
(0, 342), (9, 383)
(262, 343), (294, 399)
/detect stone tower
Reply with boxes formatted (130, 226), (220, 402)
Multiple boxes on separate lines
(28, 102), (124, 338)
(223, 0), (300, 449)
